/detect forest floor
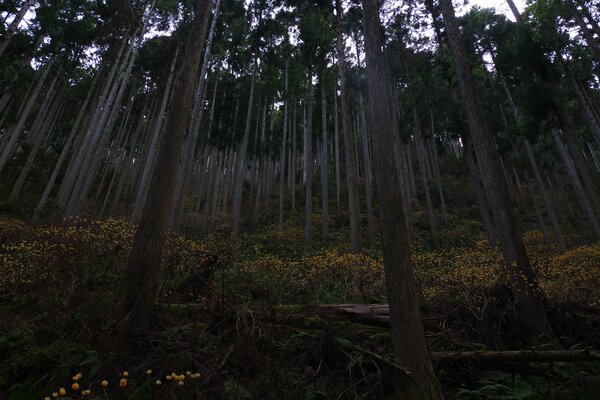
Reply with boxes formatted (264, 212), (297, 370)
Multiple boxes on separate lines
(1, 213), (600, 399)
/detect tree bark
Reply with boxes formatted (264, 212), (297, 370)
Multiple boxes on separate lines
(119, 0), (212, 332)
(304, 77), (314, 251)
(278, 65), (289, 234)
(335, 0), (362, 252)
(361, 0), (445, 397)
(232, 63), (257, 236)
(320, 81), (329, 242)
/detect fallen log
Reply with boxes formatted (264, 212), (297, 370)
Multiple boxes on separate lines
(430, 350), (600, 363)
(275, 304), (391, 327)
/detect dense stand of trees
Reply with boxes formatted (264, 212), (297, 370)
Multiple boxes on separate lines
(1, 0), (600, 395)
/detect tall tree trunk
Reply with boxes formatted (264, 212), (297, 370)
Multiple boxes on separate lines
(119, 0), (212, 332)
(33, 70), (100, 221)
(130, 47), (179, 224)
(551, 127), (600, 236)
(333, 85), (341, 223)
(553, 106), (600, 219)
(320, 82), (329, 241)
(361, 0), (445, 397)
(466, 145), (497, 246)
(56, 41), (127, 209)
(430, 112), (449, 226)
(278, 65), (288, 234)
(412, 105), (440, 250)
(291, 99), (297, 211)
(0, 59), (55, 175)
(335, 0), (362, 252)
(231, 63), (257, 236)
(304, 78), (314, 251)
(8, 86), (61, 203)
(525, 172), (553, 253)
(440, 0), (555, 340)
(524, 140), (566, 249)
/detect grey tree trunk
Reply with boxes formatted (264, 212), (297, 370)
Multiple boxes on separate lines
(33, 70), (100, 221)
(56, 41), (127, 209)
(8, 85), (61, 203)
(0, 58), (54, 175)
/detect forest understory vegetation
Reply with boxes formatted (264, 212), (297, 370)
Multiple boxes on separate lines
(1, 197), (600, 399)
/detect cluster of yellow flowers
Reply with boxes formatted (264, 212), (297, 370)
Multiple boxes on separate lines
(43, 369), (201, 399)
(238, 232), (600, 306)
(238, 250), (385, 302)
(0, 217), (210, 297)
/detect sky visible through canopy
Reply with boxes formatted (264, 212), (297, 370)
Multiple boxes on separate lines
(467, 0), (524, 19)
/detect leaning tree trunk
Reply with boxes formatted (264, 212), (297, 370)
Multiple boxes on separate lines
(440, 0), (556, 341)
(0, 58), (54, 175)
(361, 0), (445, 398)
(119, 0), (212, 332)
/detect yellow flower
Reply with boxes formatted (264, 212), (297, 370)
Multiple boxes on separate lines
(71, 383), (80, 391)
(101, 380), (108, 387)
(119, 378), (128, 388)
(155, 380), (162, 385)
(72, 373), (82, 381)
(58, 388), (66, 396)
(177, 380), (184, 386)
(51, 393), (58, 399)
(82, 389), (91, 396)
(166, 375), (172, 381)
(186, 371), (191, 376)
(146, 369), (152, 375)
(122, 371), (129, 377)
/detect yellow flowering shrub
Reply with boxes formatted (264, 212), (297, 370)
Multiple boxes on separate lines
(414, 241), (505, 304)
(236, 231), (600, 307)
(537, 244), (600, 305)
(1, 215), (599, 309)
(0, 217), (212, 299)
(237, 250), (385, 302)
